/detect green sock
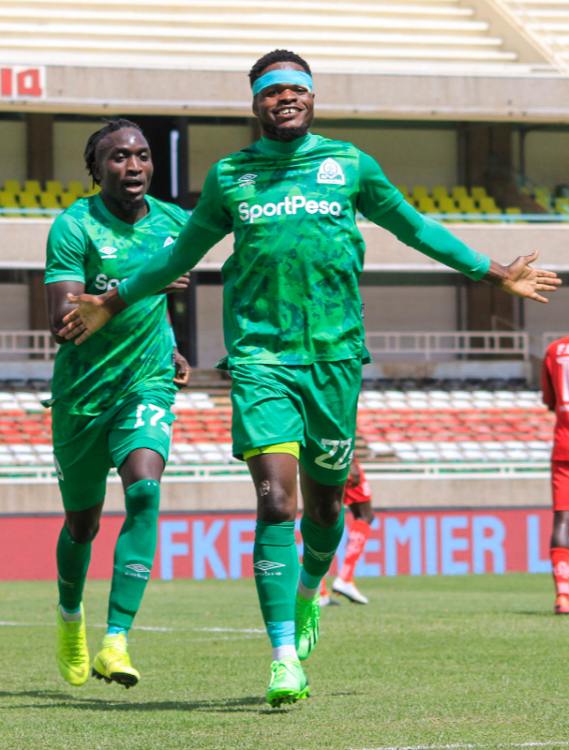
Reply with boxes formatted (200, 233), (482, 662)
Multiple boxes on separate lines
(300, 508), (345, 582)
(254, 521), (299, 626)
(56, 523), (92, 611)
(107, 479), (160, 630)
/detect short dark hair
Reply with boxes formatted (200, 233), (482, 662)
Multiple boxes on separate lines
(248, 50), (311, 87)
(84, 118), (144, 185)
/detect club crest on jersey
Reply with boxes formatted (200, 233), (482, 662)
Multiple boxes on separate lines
(238, 173), (257, 187)
(317, 158), (345, 186)
(98, 246), (117, 259)
(163, 236), (175, 248)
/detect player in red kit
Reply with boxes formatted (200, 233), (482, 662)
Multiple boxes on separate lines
(542, 335), (569, 614)
(320, 456), (375, 605)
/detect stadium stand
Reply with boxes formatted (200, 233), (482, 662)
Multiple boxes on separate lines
(0, 0), (548, 75)
(0, 385), (553, 467)
(0, 180), (99, 216)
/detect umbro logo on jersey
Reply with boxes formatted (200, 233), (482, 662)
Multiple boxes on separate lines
(163, 236), (175, 248)
(317, 158), (345, 186)
(238, 173), (257, 186)
(98, 246), (117, 259)
(126, 563), (151, 574)
(254, 560), (285, 572)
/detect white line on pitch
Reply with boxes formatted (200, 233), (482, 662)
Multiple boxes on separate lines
(0, 621), (264, 634)
(353, 743), (569, 750)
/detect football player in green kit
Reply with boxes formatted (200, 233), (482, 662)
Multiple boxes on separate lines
(45, 118), (190, 689)
(58, 52), (561, 706)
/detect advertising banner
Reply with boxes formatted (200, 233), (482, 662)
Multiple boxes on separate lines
(0, 508), (553, 581)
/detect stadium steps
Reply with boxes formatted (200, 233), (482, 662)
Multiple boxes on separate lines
(0, 0), (527, 72)
(497, 0), (569, 70)
(0, 387), (553, 466)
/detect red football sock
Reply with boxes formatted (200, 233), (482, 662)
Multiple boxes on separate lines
(320, 578), (329, 596)
(551, 547), (569, 595)
(338, 520), (370, 583)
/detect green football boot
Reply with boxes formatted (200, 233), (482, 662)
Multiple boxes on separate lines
(56, 604), (90, 687)
(266, 658), (310, 708)
(295, 592), (320, 661)
(92, 632), (140, 688)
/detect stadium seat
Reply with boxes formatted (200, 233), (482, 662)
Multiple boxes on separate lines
(24, 180), (42, 196)
(39, 192), (61, 212)
(479, 197), (500, 213)
(3, 180), (21, 193)
(19, 192), (42, 216)
(417, 196), (437, 213)
(437, 197), (458, 213)
(412, 186), (429, 200)
(45, 181), (63, 196)
(452, 187), (468, 201)
(60, 192), (79, 209)
(458, 197), (478, 214)
(66, 181), (85, 197)
(432, 187), (449, 202)
(471, 187), (487, 201)
(0, 191), (21, 216)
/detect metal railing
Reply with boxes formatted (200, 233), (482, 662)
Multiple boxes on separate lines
(543, 332), (569, 356)
(0, 331), (58, 360)
(365, 331), (529, 362)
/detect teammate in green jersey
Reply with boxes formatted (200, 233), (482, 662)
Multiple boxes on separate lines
(58, 51), (561, 706)
(45, 118), (190, 689)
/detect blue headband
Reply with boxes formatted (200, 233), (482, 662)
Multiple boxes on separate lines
(252, 70), (313, 97)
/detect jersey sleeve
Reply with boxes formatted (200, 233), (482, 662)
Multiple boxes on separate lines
(44, 212), (88, 284)
(542, 349), (556, 410)
(356, 152), (404, 220)
(191, 162), (234, 234)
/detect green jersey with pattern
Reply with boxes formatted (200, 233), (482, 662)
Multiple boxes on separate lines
(119, 133), (490, 367)
(45, 194), (188, 415)
(192, 133), (402, 366)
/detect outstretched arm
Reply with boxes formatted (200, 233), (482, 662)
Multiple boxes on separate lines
(376, 200), (560, 301)
(59, 217), (225, 344)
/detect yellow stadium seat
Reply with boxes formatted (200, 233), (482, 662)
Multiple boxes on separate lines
(45, 181), (63, 196)
(471, 187), (487, 201)
(417, 196), (437, 213)
(412, 185), (429, 200)
(506, 208), (521, 214)
(67, 181), (85, 197)
(19, 192), (41, 216)
(40, 192), (60, 211)
(24, 180), (41, 195)
(61, 192), (80, 209)
(479, 197), (500, 213)
(458, 197), (478, 214)
(438, 197), (458, 213)
(396, 185), (408, 198)
(432, 186), (448, 202)
(3, 180), (21, 193)
(452, 186), (468, 201)
(83, 185), (101, 197)
(0, 191), (20, 216)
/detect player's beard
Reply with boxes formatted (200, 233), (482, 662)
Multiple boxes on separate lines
(120, 195), (147, 212)
(264, 115), (313, 142)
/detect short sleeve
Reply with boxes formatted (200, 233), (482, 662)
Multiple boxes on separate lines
(191, 162), (233, 235)
(45, 212), (87, 284)
(356, 151), (403, 221)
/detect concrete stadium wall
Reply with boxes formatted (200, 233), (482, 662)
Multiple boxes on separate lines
(0, 474), (551, 515)
(0, 283), (28, 329)
(0, 121), (26, 185)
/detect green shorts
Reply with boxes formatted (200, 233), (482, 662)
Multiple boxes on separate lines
(230, 359), (361, 486)
(52, 388), (175, 512)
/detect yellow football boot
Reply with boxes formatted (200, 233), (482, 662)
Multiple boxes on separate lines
(92, 632), (140, 688)
(56, 604), (90, 687)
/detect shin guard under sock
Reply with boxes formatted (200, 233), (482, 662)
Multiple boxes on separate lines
(338, 519), (371, 583)
(254, 521), (299, 648)
(108, 479), (160, 630)
(57, 523), (92, 612)
(300, 508), (345, 592)
(551, 547), (569, 596)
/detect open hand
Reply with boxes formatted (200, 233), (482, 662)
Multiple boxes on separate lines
(173, 350), (191, 387)
(155, 272), (190, 295)
(487, 250), (561, 303)
(58, 292), (114, 344)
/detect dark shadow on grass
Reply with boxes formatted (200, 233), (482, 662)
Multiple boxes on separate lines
(0, 690), (265, 713)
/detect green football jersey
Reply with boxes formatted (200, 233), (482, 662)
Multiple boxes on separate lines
(191, 133), (402, 365)
(45, 194), (188, 415)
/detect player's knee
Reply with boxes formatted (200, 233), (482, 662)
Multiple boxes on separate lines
(125, 479), (161, 520)
(310, 495), (344, 528)
(256, 480), (295, 523)
(66, 518), (100, 545)
(352, 502), (374, 525)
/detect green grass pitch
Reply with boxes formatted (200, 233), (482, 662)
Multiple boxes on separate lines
(0, 574), (567, 750)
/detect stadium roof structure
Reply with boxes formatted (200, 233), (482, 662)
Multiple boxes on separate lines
(2, 0), (569, 121)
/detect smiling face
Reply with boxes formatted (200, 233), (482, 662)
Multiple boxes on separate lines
(252, 62), (315, 142)
(92, 127), (153, 213)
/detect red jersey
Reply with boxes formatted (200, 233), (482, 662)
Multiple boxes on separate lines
(542, 335), (569, 460)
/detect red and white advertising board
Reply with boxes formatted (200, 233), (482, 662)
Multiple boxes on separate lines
(0, 66), (46, 99)
(0, 508), (553, 581)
